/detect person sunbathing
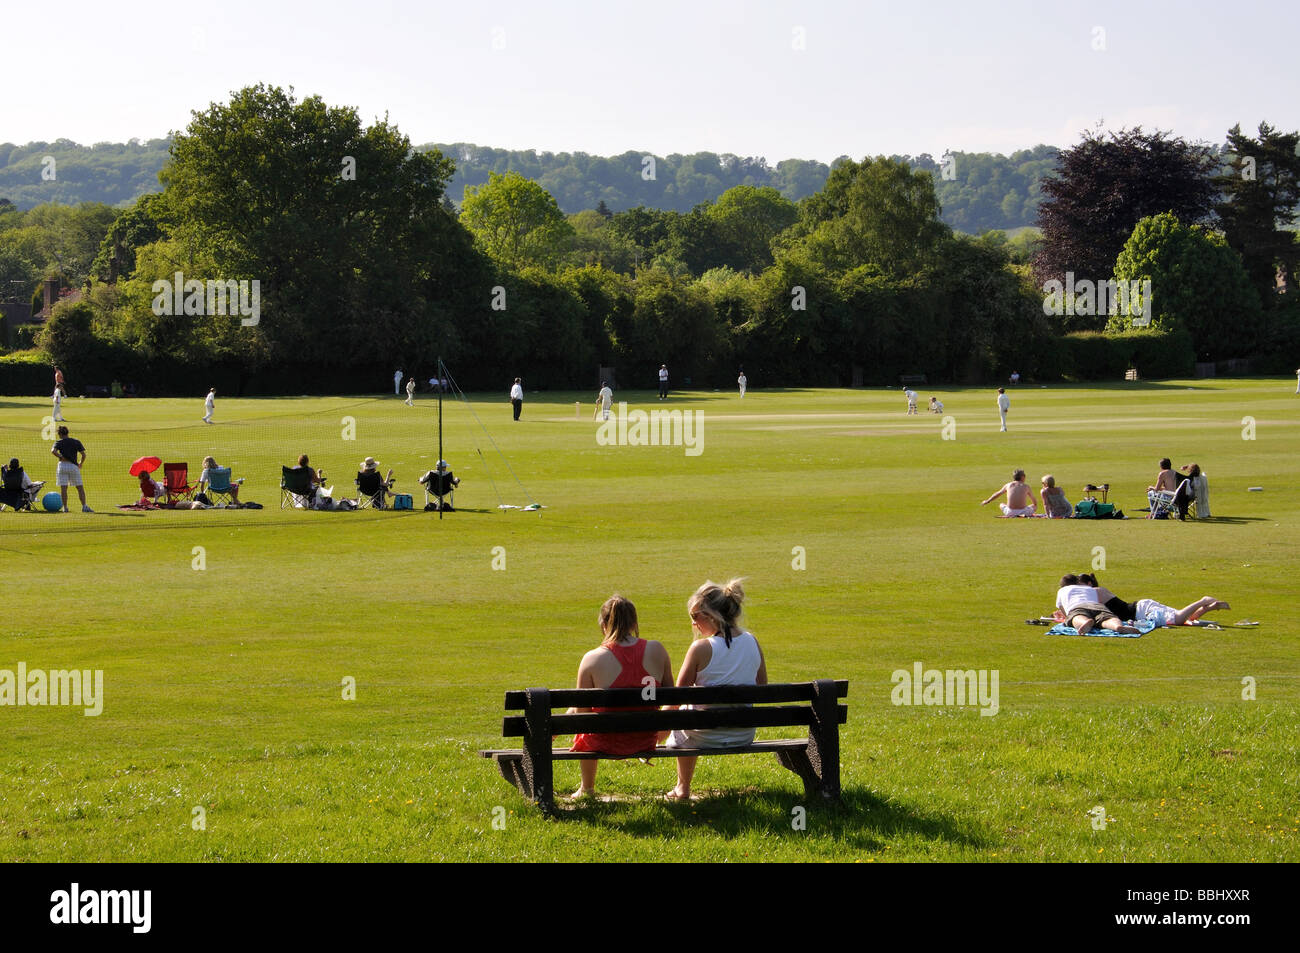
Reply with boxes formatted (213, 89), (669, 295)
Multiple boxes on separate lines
(980, 468), (1038, 517)
(1054, 574), (1139, 635)
(1146, 456), (1177, 510)
(1078, 573), (1229, 627)
(1040, 475), (1072, 518)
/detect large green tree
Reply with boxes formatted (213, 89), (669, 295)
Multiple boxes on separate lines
(1035, 128), (1217, 287)
(460, 170), (574, 269)
(1108, 212), (1262, 359)
(705, 186), (797, 273)
(785, 156), (949, 279)
(160, 84), (480, 368)
(1215, 122), (1300, 305)
(91, 191), (165, 282)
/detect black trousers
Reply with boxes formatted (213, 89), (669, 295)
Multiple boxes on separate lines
(512, 398), (522, 420)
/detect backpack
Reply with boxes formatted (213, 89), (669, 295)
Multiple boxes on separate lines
(1074, 499), (1118, 519)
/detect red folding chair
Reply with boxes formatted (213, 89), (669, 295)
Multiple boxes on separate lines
(164, 462), (196, 503)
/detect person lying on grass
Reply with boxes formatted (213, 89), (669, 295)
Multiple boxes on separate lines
(1077, 573), (1229, 628)
(566, 595), (673, 800)
(1055, 573), (1140, 635)
(980, 468), (1038, 517)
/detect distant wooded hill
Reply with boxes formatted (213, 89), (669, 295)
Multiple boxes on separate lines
(429, 143), (1060, 232)
(0, 139), (172, 209)
(0, 138), (1059, 233)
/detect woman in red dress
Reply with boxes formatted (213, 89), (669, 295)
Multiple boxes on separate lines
(568, 595), (673, 799)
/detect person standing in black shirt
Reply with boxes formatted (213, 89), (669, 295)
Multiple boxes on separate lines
(50, 425), (92, 512)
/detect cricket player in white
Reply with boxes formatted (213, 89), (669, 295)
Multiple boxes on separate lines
(405, 378), (416, 406)
(394, 369), (403, 396)
(997, 387), (1010, 431)
(738, 372), (747, 398)
(52, 386), (66, 422)
(202, 387), (216, 424)
(903, 388), (918, 415)
(595, 381), (613, 420)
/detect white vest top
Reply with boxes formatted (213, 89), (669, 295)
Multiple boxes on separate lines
(697, 631), (761, 687)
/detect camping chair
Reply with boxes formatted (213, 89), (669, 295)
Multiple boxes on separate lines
(1148, 480), (1193, 520)
(205, 467), (238, 506)
(355, 469), (391, 509)
(419, 467), (459, 511)
(163, 463), (196, 503)
(0, 466), (42, 511)
(281, 466), (316, 509)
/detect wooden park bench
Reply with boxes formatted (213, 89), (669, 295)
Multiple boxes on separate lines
(1124, 368), (1139, 381)
(481, 679), (847, 814)
(900, 374), (927, 386)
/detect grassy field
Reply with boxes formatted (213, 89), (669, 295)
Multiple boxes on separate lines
(1, 380), (1297, 862)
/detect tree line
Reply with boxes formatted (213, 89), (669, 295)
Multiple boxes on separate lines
(2, 86), (1297, 395)
(2, 135), (1058, 233)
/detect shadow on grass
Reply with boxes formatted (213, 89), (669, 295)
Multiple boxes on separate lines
(555, 786), (988, 852)
(0, 505), (510, 537)
(1054, 380), (1220, 391)
(1192, 516), (1271, 525)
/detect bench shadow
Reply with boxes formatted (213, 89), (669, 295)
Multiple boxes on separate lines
(553, 785), (987, 852)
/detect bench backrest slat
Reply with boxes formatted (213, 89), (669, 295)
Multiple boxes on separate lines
(503, 703), (848, 738)
(502, 680), (847, 711)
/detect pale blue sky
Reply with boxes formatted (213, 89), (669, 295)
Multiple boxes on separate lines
(6, 0), (1296, 161)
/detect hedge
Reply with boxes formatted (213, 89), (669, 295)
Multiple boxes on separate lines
(0, 351), (52, 395)
(1059, 329), (1195, 380)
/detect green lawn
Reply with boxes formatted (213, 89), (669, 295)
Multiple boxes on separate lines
(1, 380), (1297, 861)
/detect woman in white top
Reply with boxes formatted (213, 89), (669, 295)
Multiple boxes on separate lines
(664, 579), (767, 800)
(1054, 573), (1138, 635)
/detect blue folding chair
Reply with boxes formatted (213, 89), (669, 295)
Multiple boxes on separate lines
(205, 467), (238, 506)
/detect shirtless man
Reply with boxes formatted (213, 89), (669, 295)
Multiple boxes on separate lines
(1146, 457), (1177, 510)
(980, 468), (1038, 517)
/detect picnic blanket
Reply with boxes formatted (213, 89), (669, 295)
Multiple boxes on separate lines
(1046, 619), (1156, 637)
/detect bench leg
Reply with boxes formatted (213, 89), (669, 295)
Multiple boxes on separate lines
(774, 748), (820, 800)
(494, 755), (532, 799)
(523, 688), (556, 814)
(806, 679), (842, 801)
